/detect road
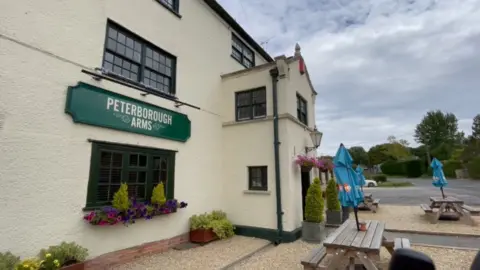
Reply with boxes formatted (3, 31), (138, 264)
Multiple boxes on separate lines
(365, 178), (480, 206)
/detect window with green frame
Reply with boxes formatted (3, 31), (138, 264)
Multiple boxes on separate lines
(85, 142), (176, 209)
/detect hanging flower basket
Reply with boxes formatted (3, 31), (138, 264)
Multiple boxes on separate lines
(301, 165), (313, 172)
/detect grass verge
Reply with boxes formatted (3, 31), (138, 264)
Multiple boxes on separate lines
(377, 181), (414, 187)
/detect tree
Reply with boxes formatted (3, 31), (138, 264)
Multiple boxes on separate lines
(367, 144), (392, 165)
(473, 114), (480, 140)
(348, 146), (369, 166)
(414, 110), (461, 150)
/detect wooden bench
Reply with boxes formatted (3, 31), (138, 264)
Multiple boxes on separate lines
(462, 205), (480, 216)
(420, 203), (433, 213)
(394, 238), (411, 249)
(301, 246), (327, 270)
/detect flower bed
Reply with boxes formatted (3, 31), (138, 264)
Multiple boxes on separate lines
(84, 198), (188, 226)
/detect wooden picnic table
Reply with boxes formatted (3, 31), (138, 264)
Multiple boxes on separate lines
(317, 220), (400, 270)
(419, 196), (476, 225)
(359, 193), (380, 213)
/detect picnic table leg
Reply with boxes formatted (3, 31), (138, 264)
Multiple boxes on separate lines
(382, 236), (395, 255)
(452, 203), (476, 226)
(356, 252), (379, 270)
(432, 203), (446, 224)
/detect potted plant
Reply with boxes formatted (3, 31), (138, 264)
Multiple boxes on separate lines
(38, 242), (88, 270)
(302, 177), (326, 243)
(295, 155), (318, 172)
(189, 210), (235, 244)
(326, 178), (342, 225)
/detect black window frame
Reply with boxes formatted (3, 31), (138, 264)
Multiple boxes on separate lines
(235, 87), (267, 122)
(248, 166), (268, 191)
(102, 20), (177, 97)
(231, 33), (255, 68)
(85, 142), (176, 209)
(156, 0), (180, 16)
(297, 94), (308, 125)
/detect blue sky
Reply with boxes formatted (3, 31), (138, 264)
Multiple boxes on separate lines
(218, 0), (480, 155)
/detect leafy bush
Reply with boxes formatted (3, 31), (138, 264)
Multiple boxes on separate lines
(467, 157), (480, 180)
(38, 242), (88, 266)
(189, 210), (235, 239)
(325, 178), (340, 211)
(15, 258), (40, 270)
(372, 174), (387, 183)
(0, 251), (20, 270)
(380, 161), (405, 175)
(304, 178), (324, 223)
(151, 183), (166, 205)
(38, 253), (61, 270)
(443, 160), (463, 178)
(112, 183), (130, 212)
(403, 160), (424, 178)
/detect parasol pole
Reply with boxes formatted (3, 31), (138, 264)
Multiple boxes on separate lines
(440, 187), (445, 199)
(353, 206), (360, 230)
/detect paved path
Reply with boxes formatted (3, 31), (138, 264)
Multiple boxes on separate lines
(365, 178), (480, 206)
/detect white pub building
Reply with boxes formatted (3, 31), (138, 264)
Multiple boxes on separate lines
(0, 0), (322, 265)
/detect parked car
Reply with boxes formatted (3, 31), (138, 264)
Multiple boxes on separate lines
(364, 179), (378, 187)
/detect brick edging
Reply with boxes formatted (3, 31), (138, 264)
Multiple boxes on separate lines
(85, 232), (189, 269)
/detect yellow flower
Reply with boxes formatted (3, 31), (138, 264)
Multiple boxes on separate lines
(54, 259), (60, 266)
(46, 253), (52, 258)
(23, 265), (29, 268)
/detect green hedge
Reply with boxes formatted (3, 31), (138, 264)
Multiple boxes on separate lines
(380, 160), (424, 178)
(466, 157), (480, 180)
(426, 160), (463, 178)
(372, 174), (387, 182)
(403, 160), (424, 178)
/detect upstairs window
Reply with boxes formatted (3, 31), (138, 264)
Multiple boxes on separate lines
(158, 0), (179, 13)
(297, 94), (308, 125)
(235, 88), (266, 121)
(103, 22), (177, 96)
(231, 34), (255, 68)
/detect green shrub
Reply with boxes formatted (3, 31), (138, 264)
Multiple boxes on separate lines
(443, 160), (463, 178)
(0, 252), (20, 270)
(304, 178), (324, 223)
(372, 174), (387, 183)
(403, 160), (424, 178)
(380, 161), (405, 175)
(189, 210), (235, 239)
(325, 178), (340, 211)
(15, 258), (40, 270)
(38, 242), (88, 266)
(467, 157), (480, 180)
(112, 183), (130, 212)
(151, 183), (166, 205)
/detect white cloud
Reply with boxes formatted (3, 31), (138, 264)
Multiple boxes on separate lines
(219, 0), (480, 154)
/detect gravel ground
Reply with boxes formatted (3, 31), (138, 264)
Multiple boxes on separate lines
(354, 205), (480, 235)
(232, 240), (478, 270)
(111, 236), (269, 270)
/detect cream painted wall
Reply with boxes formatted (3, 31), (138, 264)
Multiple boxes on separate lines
(0, 0), (270, 258)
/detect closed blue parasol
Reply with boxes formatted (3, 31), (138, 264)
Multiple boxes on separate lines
(431, 158), (448, 198)
(356, 166), (367, 192)
(333, 143), (364, 230)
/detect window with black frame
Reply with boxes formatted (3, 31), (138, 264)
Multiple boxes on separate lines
(248, 166), (267, 191)
(297, 94), (308, 125)
(235, 87), (266, 121)
(158, 0), (179, 12)
(231, 34), (255, 68)
(85, 142), (175, 209)
(102, 22), (176, 96)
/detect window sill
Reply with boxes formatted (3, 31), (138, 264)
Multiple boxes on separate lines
(155, 0), (182, 19)
(243, 190), (271, 195)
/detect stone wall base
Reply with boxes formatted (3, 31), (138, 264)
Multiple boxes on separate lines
(84, 232), (189, 269)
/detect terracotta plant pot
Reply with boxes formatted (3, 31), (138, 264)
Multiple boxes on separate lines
(190, 228), (218, 244)
(61, 262), (85, 270)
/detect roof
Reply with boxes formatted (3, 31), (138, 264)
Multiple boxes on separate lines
(203, 0), (274, 63)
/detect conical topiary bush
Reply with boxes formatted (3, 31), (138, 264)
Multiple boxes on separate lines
(326, 178), (343, 225)
(302, 177), (326, 242)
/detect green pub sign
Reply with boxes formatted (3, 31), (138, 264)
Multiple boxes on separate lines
(65, 82), (191, 142)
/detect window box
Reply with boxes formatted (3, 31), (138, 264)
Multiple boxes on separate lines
(83, 198), (188, 226)
(60, 262), (85, 270)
